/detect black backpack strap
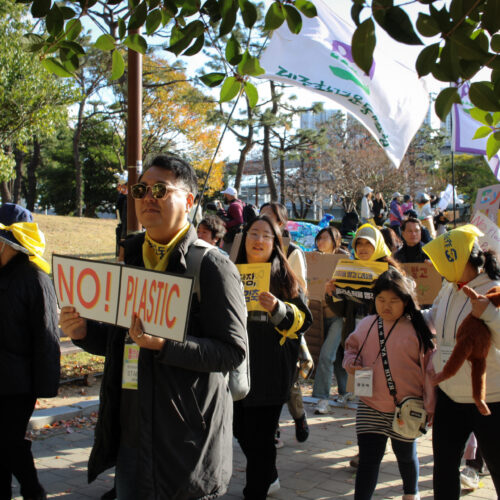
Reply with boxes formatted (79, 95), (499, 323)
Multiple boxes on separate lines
(184, 239), (215, 301)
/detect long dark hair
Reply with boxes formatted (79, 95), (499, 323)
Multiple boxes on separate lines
(235, 215), (300, 300)
(260, 202), (289, 236)
(469, 244), (500, 280)
(373, 268), (434, 353)
(315, 226), (342, 252)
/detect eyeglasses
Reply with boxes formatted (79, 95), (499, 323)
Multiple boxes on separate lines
(247, 231), (274, 241)
(130, 182), (187, 200)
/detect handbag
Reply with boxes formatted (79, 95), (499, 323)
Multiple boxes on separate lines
(376, 316), (427, 439)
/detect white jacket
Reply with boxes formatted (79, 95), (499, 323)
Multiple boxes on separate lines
(423, 273), (500, 403)
(361, 196), (373, 219)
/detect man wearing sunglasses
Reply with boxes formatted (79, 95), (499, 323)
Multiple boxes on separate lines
(60, 154), (247, 499)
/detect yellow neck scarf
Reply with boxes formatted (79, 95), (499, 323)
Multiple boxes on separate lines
(0, 222), (50, 273)
(423, 224), (483, 283)
(353, 223), (391, 261)
(142, 223), (190, 271)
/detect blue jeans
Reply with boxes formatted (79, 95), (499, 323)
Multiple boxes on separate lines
(116, 444), (139, 500)
(355, 433), (418, 499)
(433, 388), (500, 499)
(312, 316), (347, 399)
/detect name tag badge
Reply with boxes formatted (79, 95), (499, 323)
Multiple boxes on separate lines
(122, 344), (139, 390)
(440, 346), (454, 370)
(355, 368), (373, 397)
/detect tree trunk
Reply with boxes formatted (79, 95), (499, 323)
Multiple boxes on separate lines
(234, 100), (254, 191)
(73, 99), (86, 217)
(13, 147), (25, 204)
(262, 82), (279, 202)
(0, 182), (12, 204)
(279, 148), (285, 205)
(26, 137), (39, 211)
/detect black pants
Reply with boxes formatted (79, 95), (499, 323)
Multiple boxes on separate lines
(433, 388), (500, 499)
(0, 394), (43, 500)
(233, 402), (282, 500)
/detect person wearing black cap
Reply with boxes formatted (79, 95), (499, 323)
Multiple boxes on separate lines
(0, 203), (60, 500)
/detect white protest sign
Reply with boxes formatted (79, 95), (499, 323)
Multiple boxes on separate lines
(470, 211), (500, 254)
(52, 255), (193, 342)
(53, 255), (122, 324)
(116, 266), (193, 342)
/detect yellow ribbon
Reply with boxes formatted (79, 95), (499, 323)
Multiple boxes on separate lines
(423, 224), (483, 283)
(0, 222), (50, 273)
(275, 302), (306, 345)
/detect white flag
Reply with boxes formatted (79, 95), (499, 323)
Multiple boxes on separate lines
(259, 0), (429, 167)
(452, 82), (500, 180)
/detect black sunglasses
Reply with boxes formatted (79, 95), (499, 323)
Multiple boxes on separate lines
(130, 182), (187, 200)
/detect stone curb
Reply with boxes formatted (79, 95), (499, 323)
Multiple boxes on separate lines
(29, 398), (99, 430)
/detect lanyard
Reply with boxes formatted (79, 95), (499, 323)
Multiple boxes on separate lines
(442, 288), (470, 340)
(377, 315), (401, 406)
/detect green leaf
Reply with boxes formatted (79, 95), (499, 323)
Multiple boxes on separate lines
(129, 0), (140, 8)
(440, 40), (461, 81)
(435, 87), (461, 121)
(168, 20), (204, 54)
(264, 2), (286, 31)
(486, 131), (500, 159)
(124, 33), (147, 54)
(111, 50), (125, 80)
(469, 107), (494, 126)
(469, 81), (500, 111)
(95, 34), (116, 51)
(149, 0), (161, 8)
(492, 34), (500, 53)
(244, 81), (258, 108)
(284, 5), (302, 34)
(238, 0), (257, 28)
(219, 0), (238, 36)
(163, 0), (177, 16)
(146, 9), (162, 34)
(31, 0), (51, 18)
(483, 0), (500, 36)
(225, 34), (242, 65)
(65, 19), (82, 40)
(179, 0), (200, 16)
(59, 6), (75, 19)
(220, 76), (241, 102)
(128, 1), (148, 30)
(352, 18), (376, 76)
(118, 18), (126, 40)
(351, 2), (363, 26)
(46, 4), (64, 36)
(59, 40), (85, 54)
(183, 34), (204, 55)
(237, 50), (265, 76)
(416, 13), (440, 37)
(374, 6), (422, 45)
(450, 32), (490, 62)
(473, 125), (494, 139)
(161, 8), (172, 26)
(41, 57), (73, 77)
(295, 0), (317, 18)
(493, 111), (500, 125)
(459, 59), (482, 80)
(200, 72), (225, 87)
(62, 53), (80, 72)
(416, 43), (439, 77)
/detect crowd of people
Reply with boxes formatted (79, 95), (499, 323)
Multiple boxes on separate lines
(3, 164), (499, 500)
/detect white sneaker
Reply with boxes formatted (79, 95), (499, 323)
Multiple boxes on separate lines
(314, 399), (330, 414)
(460, 466), (479, 491)
(267, 477), (280, 497)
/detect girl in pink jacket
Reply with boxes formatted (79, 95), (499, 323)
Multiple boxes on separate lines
(343, 268), (435, 500)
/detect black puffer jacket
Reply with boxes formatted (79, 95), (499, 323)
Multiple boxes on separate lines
(75, 227), (247, 499)
(0, 253), (60, 397)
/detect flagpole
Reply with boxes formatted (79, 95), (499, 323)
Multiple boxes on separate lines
(451, 150), (457, 228)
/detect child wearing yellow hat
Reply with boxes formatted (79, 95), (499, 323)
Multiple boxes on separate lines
(422, 226), (500, 499)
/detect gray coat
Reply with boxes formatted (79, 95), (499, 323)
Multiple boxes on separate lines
(76, 227), (247, 499)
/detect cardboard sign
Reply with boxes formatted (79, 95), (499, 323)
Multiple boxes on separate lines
(332, 259), (388, 302)
(236, 263), (271, 311)
(401, 262), (442, 306)
(470, 211), (500, 254)
(305, 252), (344, 301)
(53, 255), (193, 342)
(473, 184), (500, 223)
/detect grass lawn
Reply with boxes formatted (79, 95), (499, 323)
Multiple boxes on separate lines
(35, 213), (118, 264)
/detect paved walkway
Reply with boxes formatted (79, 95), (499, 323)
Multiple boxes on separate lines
(14, 398), (497, 499)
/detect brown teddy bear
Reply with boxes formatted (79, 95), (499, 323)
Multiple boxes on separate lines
(432, 285), (500, 416)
